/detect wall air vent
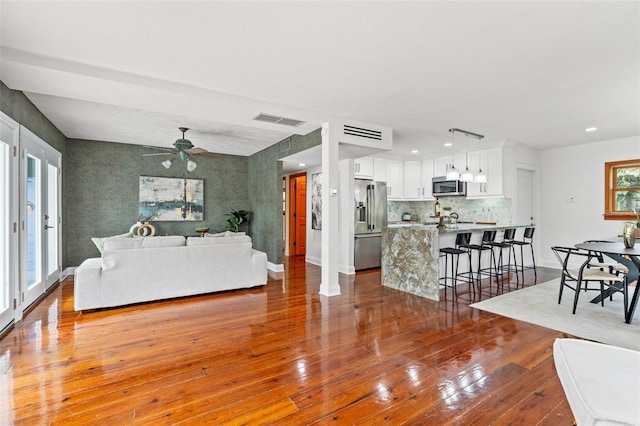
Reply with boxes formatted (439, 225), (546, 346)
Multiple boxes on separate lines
(343, 125), (383, 141)
(253, 113), (305, 127)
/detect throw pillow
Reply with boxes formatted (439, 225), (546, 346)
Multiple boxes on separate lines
(91, 232), (133, 254)
(224, 231), (246, 237)
(205, 232), (226, 238)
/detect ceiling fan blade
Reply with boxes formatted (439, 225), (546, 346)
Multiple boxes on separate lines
(143, 145), (174, 152)
(187, 147), (208, 154)
(198, 152), (225, 159)
(142, 152), (173, 157)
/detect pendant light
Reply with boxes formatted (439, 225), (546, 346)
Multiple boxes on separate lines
(473, 133), (487, 183)
(460, 134), (474, 182)
(446, 129), (460, 180)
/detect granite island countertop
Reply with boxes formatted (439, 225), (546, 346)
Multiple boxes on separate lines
(381, 223), (532, 301)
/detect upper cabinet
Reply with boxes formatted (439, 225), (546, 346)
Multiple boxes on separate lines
(374, 157), (403, 199)
(434, 153), (466, 178)
(354, 156), (373, 179)
(465, 147), (503, 197)
(403, 159), (435, 200)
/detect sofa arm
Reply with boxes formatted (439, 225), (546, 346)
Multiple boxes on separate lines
(74, 258), (102, 310)
(251, 249), (268, 285)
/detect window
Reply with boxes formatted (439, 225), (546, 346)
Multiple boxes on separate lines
(604, 159), (640, 220)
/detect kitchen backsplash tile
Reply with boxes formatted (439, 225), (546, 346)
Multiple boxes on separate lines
(388, 197), (512, 224)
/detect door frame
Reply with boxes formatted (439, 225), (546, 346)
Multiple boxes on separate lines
(19, 126), (62, 311)
(288, 172), (307, 256)
(0, 112), (19, 331)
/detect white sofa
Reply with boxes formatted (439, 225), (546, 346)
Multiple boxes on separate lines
(553, 338), (640, 425)
(74, 235), (268, 310)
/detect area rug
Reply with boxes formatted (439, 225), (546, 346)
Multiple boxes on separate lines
(470, 279), (640, 351)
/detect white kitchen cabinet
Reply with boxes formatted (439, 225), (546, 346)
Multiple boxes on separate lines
(434, 153), (466, 178)
(354, 156), (373, 179)
(386, 159), (403, 200)
(403, 160), (422, 199)
(373, 158), (403, 199)
(421, 158), (435, 200)
(465, 147), (503, 197)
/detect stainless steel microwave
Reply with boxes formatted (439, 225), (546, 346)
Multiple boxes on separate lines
(432, 176), (467, 197)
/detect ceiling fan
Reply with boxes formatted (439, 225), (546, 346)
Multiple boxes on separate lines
(143, 127), (224, 171)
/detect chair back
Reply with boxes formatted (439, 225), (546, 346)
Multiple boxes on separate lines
(523, 227), (535, 240)
(481, 230), (496, 244)
(455, 232), (472, 247)
(503, 228), (516, 241)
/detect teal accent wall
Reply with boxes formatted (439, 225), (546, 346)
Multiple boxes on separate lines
(1, 81), (68, 266)
(65, 139), (249, 266)
(247, 129), (322, 265)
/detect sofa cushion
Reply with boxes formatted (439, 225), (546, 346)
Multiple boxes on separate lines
(553, 338), (640, 425)
(104, 235), (186, 251)
(186, 235), (251, 246)
(91, 232), (133, 254)
(205, 232), (226, 238)
(224, 231), (246, 237)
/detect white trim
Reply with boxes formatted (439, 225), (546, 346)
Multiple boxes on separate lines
(61, 267), (76, 281)
(267, 261), (284, 273)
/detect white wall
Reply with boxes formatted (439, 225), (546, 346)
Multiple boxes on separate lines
(538, 135), (640, 268)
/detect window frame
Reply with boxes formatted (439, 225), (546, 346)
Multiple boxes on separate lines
(604, 158), (640, 221)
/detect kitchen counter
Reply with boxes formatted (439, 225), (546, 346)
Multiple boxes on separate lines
(381, 224), (531, 301)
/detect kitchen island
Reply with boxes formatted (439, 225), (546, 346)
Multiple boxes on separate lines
(381, 223), (530, 301)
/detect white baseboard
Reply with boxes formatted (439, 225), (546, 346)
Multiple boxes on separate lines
(267, 262), (284, 273)
(303, 256), (355, 275)
(61, 267), (76, 281)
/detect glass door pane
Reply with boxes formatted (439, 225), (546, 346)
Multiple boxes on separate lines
(45, 162), (60, 286)
(0, 113), (18, 332)
(26, 153), (42, 289)
(0, 141), (9, 316)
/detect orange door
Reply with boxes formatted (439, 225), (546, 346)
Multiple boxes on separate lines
(288, 173), (307, 256)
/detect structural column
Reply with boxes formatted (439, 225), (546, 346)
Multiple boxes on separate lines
(319, 122), (341, 296)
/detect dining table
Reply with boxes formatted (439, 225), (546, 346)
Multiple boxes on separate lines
(575, 241), (640, 324)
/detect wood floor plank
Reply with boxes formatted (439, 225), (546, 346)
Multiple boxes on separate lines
(1, 259), (577, 424)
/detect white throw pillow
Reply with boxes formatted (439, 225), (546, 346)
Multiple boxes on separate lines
(104, 235), (186, 251)
(187, 235), (252, 246)
(224, 231), (246, 237)
(91, 232), (133, 254)
(205, 232), (226, 238)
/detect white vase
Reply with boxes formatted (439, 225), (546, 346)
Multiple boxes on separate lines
(623, 222), (636, 248)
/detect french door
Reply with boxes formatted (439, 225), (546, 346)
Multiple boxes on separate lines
(0, 113), (18, 332)
(20, 127), (61, 310)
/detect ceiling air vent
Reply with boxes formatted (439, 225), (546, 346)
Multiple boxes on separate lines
(343, 124), (383, 141)
(253, 113), (305, 127)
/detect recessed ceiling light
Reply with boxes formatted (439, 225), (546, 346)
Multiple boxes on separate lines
(411, 150), (419, 154)
(585, 127), (598, 132)
(444, 142), (452, 147)
(298, 162), (306, 167)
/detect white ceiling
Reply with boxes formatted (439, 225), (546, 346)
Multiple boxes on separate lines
(1, 1), (638, 163)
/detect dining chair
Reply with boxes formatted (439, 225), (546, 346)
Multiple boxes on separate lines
(551, 246), (628, 318)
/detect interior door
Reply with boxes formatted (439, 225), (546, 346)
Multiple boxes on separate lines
(0, 113), (18, 332)
(20, 127), (61, 309)
(516, 168), (536, 226)
(288, 173), (307, 256)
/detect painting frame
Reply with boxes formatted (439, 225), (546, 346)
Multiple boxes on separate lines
(139, 176), (204, 222)
(311, 172), (322, 230)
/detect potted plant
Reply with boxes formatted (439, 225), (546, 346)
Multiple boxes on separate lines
(225, 209), (250, 232)
(442, 205), (453, 216)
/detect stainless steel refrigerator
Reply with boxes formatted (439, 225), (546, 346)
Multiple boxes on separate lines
(354, 179), (388, 270)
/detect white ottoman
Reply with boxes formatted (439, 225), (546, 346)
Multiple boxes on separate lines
(553, 338), (640, 425)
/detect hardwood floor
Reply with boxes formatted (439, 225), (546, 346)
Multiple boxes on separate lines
(1, 257), (575, 425)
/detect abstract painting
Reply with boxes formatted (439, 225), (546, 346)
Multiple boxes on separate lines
(311, 172), (322, 230)
(139, 176), (204, 221)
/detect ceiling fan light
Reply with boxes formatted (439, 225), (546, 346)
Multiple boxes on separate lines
(460, 168), (474, 182)
(187, 160), (197, 172)
(162, 159), (172, 169)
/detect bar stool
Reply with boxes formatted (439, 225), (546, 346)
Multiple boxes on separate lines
(510, 227), (537, 283)
(462, 230), (500, 299)
(489, 228), (520, 290)
(439, 232), (474, 301)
